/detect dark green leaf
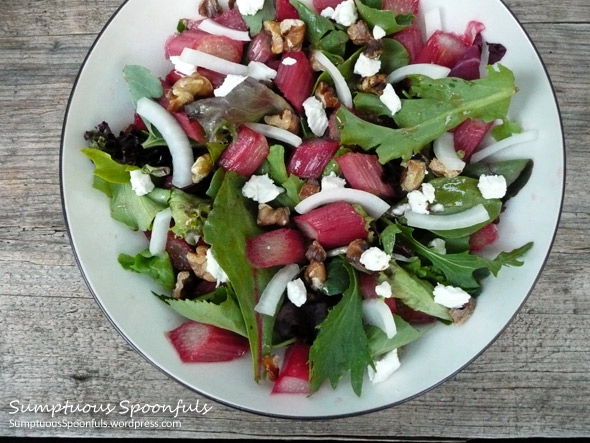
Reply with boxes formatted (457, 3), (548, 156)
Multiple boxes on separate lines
(463, 159), (534, 201)
(380, 38), (410, 73)
(321, 257), (350, 296)
(354, 0), (413, 34)
(242, 0), (276, 36)
(291, 0), (335, 45)
(366, 315), (428, 357)
(317, 30), (349, 59)
(206, 168), (226, 199)
(380, 220), (401, 255)
(118, 249), (175, 290)
(354, 93), (394, 118)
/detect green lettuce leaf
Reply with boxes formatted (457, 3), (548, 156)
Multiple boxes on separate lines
(264, 144), (304, 208)
(491, 119), (523, 141)
(355, 0), (414, 34)
(123, 65), (164, 106)
(118, 249), (175, 290)
(366, 315), (428, 357)
(242, 0), (276, 36)
(310, 262), (373, 396)
(337, 65), (517, 163)
(169, 189), (211, 239)
(81, 148), (134, 184)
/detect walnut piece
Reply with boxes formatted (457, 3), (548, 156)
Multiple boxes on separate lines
(191, 154), (213, 184)
(198, 0), (221, 18)
(364, 39), (384, 59)
(358, 74), (387, 95)
(401, 159), (427, 192)
(346, 239), (371, 273)
(306, 240), (327, 262)
(347, 20), (372, 45)
(298, 179), (320, 200)
(429, 157), (462, 178)
(264, 109), (300, 134)
(257, 204), (290, 227)
(263, 354), (280, 382)
(167, 74), (213, 113)
(449, 298), (476, 324)
(263, 20), (284, 54)
(280, 19), (306, 52)
(315, 82), (340, 109)
(187, 245), (216, 283)
(304, 261), (327, 291)
(172, 271), (192, 299)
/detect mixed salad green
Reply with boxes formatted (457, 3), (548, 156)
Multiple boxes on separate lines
(82, 0), (535, 396)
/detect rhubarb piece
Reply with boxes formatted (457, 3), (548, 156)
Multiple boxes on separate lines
(218, 125), (269, 176)
(392, 24), (424, 64)
(335, 152), (396, 198)
(197, 67), (226, 89)
(453, 118), (493, 162)
(394, 300), (437, 324)
(246, 228), (307, 269)
(213, 8), (248, 31)
(415, 30), (470, 68)
(469, 223), (499, 252)
(287, 138), (340, 179)
(275, 51), (316, 113)
(359, 272), (379, 299)
(165, 29), (244, 63)
(313, 0), (345, 10)
(166, 321), (250, 362)
(248, 31), (275, 64)
(271, 342), (311, 394)
(294, 202), (368, 249)
(277, 0), (300, 21)
(145, 230), (193, 272)
(172, 112), (206, 143)
(383, 0), (420, 14)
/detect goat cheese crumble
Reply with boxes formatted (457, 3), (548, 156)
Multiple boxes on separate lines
(206, 249), (229, 286)
(407, 183), (436, 214)
(375, 281), (393, 298)
(478, 174), (507, 199)
(282, 57), (297, 66)
(129, 169), (155, 196)
(373, 25), (387, 40)
(321, 172), (347, 191)
(303, 96), (329, 136)
(380, 83), (402, 116)
(214, 74), (247, 97)
(287, 278), (307, 307)
(368, 348), (401, 384)
(327, 0), (358, 27)
(360, 247), (391, 272)
(247, 61), (277, 82)
(354, 53), (382, 77)
(433, 283), (471, 309)
(242, 174), (284, 203)
(236, 0), (264, 16)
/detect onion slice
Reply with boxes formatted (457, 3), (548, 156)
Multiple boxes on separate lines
(245, 123), (303, 147)
(180, 48), (249, 76)
(254, 264), (300, 316)
(312, 50), (353, 108)
(149, 208), (172, 256)
(197, 18), (251, 42)
(294, 188), (390, 219)
(362, 299), (397, 339)
(387, 64), (451, 84)
(136, 98), (193, 188)
(405, 204), (490, 231)
(433, 132), (466, 171)
(470, 130), (539, 163)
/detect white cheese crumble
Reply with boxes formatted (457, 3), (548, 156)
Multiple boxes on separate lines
(433, 283), (471, 309)
(303, 96), (329, 136)
(428, 238), (447, 255)
(373, 25), (387, 40)
(407, 183), (436, 214)
(282, 57), (298, 66)
(321, 172), (347, 191)
(214, 74), (247, 97)
(354, 53), (382, 77)
(380, 83), (402, 116)
(391, 202), (410, 216)
(169, 56), (196, 76)
(287, 278), (307, 307)
(236, 0), (264, 16)
(242, 174), (284, 204)
(331, 0), (358, 27)
(430, 203), (445, 213)
(360, 247), (391, 272)
(129, 169), (155, 196)
(247, 61), (277, 82)
(478, 174), (507, 199)
(368, 348), (401, 384)
(320, 7), (335, 18)
(206, 249), (229, 285)
(375, 281), (393, 298)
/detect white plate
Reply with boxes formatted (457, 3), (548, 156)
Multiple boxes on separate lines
(61, 0), (565, 418)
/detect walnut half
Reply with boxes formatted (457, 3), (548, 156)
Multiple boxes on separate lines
(167, 73), (213, 113)
(280, 19), (306, 52)
(264, 109), (300, 134)
(401, 159), (427, 192)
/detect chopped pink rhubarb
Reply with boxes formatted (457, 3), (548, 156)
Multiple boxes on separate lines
(452, 118), (493, 162)
(271, 342), (311, 395)
(246, 228), (307, 269)
(294, 202), (368, 249)
(469, 223), (499, 252)
(213, 8), (248, 31)
(248, 31), (275, 64)
(415, 30), (470, 68)
(276, 0), (300, 20)
(287, 138), (340, 179)
(383, 0), (420, 14)
(393, 24), (424, 64)
(165, 29), (243, 63)
(218, 125), (269, 176)
(335, 152), (396, 198)
(275, 51), (316, 113)
(172, 112), (206, 143)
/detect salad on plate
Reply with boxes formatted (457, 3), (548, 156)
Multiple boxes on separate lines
(82, 0), (537, 396)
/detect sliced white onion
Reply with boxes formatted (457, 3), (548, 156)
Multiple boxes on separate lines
(405, 204), (490, 231)
(387, 64), (451, 84)
(136, 98), (193, 188)
(479, 41), (491, 79)
(433, 132), (466, 171)
(470, 130), (539, 163)
(326, 246), (349, 257)
(423, 7), (442, 40)
(312, 50), (353, 108)
(392, 254), (418, 263)
(197, 18), (251, 42)
(180, 48), (249, 76)
(294, 188), (390, 219)
(254, 264), (300, 316)
(244, 123), (303, 147)
(362, 299), (397, 339)
(149, 208), (172, 256)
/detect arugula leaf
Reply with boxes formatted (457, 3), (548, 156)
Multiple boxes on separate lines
(123, 65), (164, 106)
(355, 0), (414, 35)
(337, 65), (517, 163)
(169, 189), (211, 239)
(291, 0), (335, 45)
(310, 262), (373, 396)
(157, 287), (247, 337)
(381, 262), (452, 321)
(203, 172), (276, 380)
(398, 224), (533, 290)
(81, 148), (134, 184)
(366, 315), (428, 357)
(242, 0), (276, 36)
(118, 249), (175, 290)
(462, 159), (534, 201)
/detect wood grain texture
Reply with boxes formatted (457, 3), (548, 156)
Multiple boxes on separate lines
(1, 0), (589, 439)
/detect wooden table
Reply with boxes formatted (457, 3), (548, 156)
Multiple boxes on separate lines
(1, 0), (589, 439)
